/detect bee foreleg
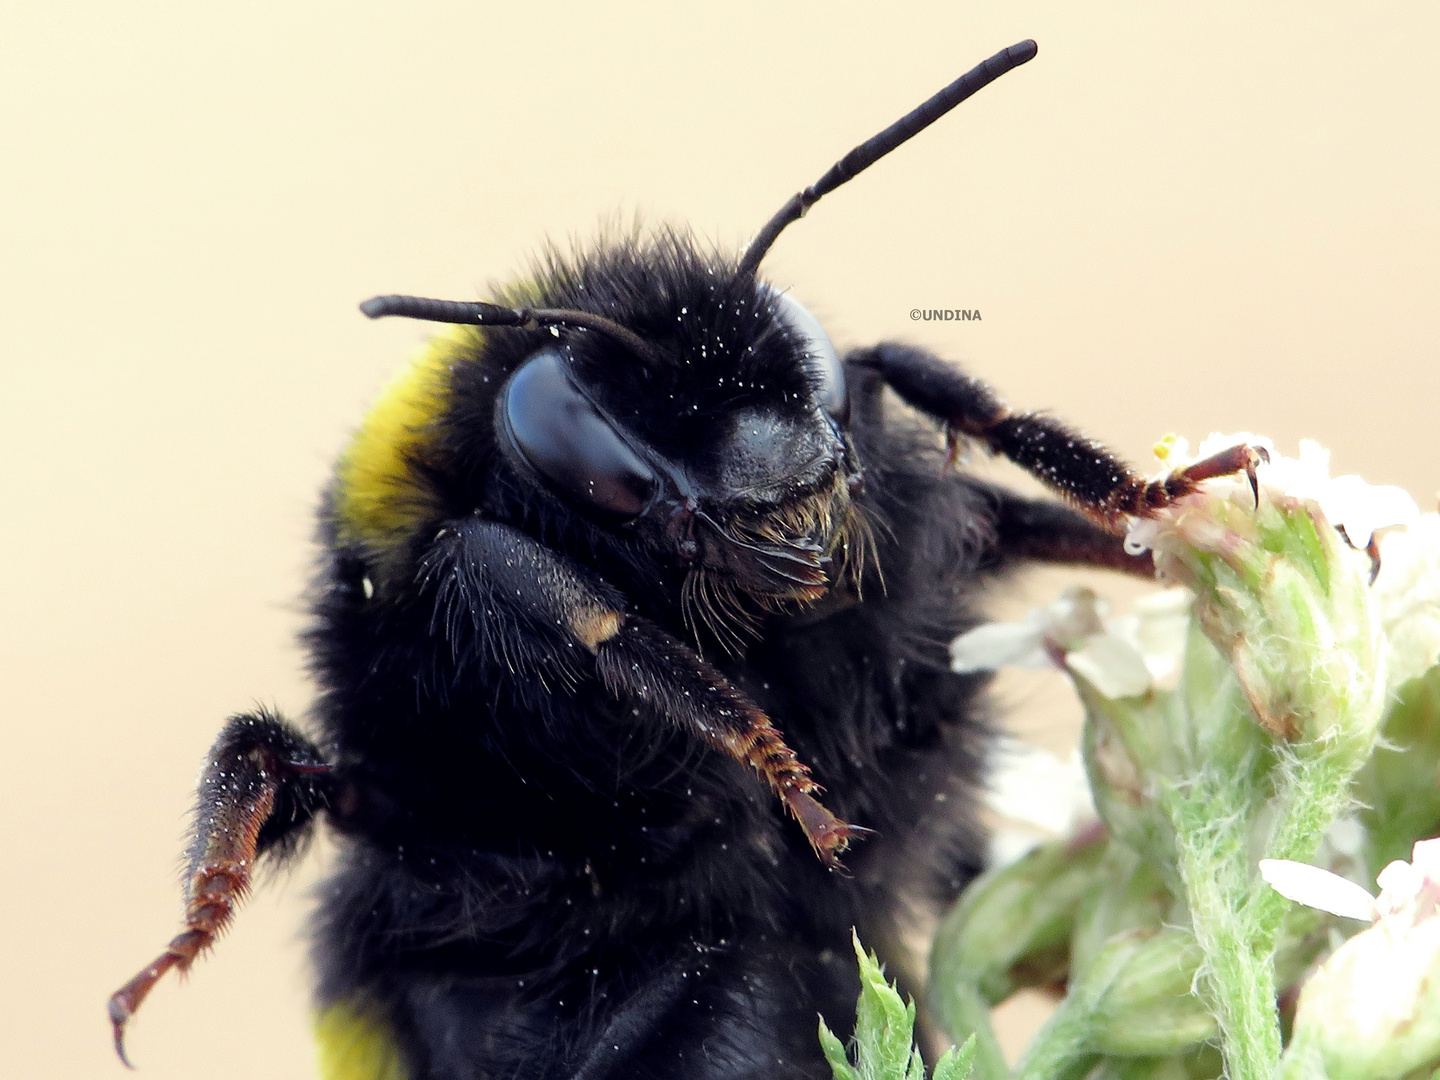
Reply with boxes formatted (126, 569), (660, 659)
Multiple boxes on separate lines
(421, 518), (862, 867)
(107, 710), (330, 1066)
(849, 342), (1264, 529)
(592, 616), (863, 867)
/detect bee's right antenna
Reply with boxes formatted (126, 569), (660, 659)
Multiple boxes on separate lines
(738, 39), (1038, 276)
(359, 294), (670, 368)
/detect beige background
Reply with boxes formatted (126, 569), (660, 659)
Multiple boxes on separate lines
(3, 3), (1438, 1077)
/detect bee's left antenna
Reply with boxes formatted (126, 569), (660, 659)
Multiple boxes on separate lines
(738, 39), (1038, 276)
(360, 294), (668, 368)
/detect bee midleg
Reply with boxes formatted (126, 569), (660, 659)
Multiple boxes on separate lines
(421, 518), (861, 866)
(980, 484), (1157, 577)
(108, 710), (331, 1064)
(848, 342), (1264, 529)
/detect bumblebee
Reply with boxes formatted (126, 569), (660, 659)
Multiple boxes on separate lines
(109, 41), (1260, 1079)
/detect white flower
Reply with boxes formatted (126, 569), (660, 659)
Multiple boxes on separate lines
(1272, 838), (1440, 1080)
(1373, 512), (1440, 689)
(949, 587), (1105, 673)
(1125, 434), (1419, 558)
(951, 586), (1191, 700)
(983, 736), (1096, 867)
(1260, 837), (1440, 925)
(1093, 589), (1192, 686)
(1374, 837), (1440, 922)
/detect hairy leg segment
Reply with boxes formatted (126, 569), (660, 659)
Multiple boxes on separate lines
(108, 711), (331, 1066)
(420, 518), (861, 865)
(849, 342), (1265, 528)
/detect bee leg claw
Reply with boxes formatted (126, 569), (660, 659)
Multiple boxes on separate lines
(1337, 524), (1383, 584)
(785, 790), (873, 871)
(1152, 443), (1269, 514)
(108, 997), (136, 1069)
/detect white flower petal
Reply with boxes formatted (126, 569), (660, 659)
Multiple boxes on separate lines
(1321, 475), (1420, 548)
(985, 738), (1095, 835)
(1376, 859), (1425, 911)
(1067, 634), (1154, 699)
(949, 622), (1050, 673)
(1124, 518), (1161, 556)
(1410, 837), (1440, 880)
(1369, 840), (1440, 922)
(1374, 515), (1440, 688)
(1259, 858), (1377, 922)
(1119, 589), (1193, 682)
(988, 829), (1044, 869)
(1037, 586), (1109, 648)
(950, 587), (1108, 673)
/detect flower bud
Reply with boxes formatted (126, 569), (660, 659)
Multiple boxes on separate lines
(1069, 845), (1173, 981)
(1272, 838), (1440, 1079)
(1084, 1047), (1223, 1080)
(1012, 927), (1214, 1080)
(930, 831), (1109, 1007)
(1287, 914), (1440, 1079)
(1075, 680), (1179, 881)
(1127, 437), (1390, 764)
(1079, 928), (1215, 1057)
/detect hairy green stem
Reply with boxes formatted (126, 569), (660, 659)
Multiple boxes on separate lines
(1169, 784), (1282, 1080)
(1253, 748), (1365, 933)
(1012, 1000), (1099, 1080)
(926, 981), (1008, 1080)
(1168, 738), (1371, 1080)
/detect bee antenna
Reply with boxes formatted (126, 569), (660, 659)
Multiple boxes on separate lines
(738, 39), (1038, 277)
(359, 294), (669, 367)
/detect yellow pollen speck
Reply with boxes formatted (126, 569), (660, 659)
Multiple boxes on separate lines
(1152, 433), (1182, 463)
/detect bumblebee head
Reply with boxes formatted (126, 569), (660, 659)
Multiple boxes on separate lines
(470, 235), (865, 619)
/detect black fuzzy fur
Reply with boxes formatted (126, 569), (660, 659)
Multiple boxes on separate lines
(296, 231), (1104, 1079)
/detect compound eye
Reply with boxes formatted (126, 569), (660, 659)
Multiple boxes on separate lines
(500, 348), (657, 521)
(769, 288), (849, 425)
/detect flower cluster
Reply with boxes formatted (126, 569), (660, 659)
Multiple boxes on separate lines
(1124, 434), (1419, 570)
(923, 435), (1440, 1080)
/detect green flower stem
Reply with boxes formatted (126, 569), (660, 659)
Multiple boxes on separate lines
(1167, 742), (1374, 1080)
(923, 982), (1008, 1080)
(1011, 1002), (1098, 1080)
(928, 832), (1108, 1079)
(1268, 749), (1365, 863)
(1166, 771), (1279, 1080)
(1147, 492), (1387, 1080)
(1253, 746), (1369, 938)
